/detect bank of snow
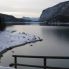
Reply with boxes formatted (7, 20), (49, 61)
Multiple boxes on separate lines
(0, 30), (42, 54)
(0, 66), (15, 69)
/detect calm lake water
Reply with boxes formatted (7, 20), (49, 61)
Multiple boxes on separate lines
(0, 25), (69, 69)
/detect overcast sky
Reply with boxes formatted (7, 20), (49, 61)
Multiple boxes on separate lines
(0, 0), (68, 17)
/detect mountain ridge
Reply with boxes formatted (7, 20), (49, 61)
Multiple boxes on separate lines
(40, 1), (69, 25)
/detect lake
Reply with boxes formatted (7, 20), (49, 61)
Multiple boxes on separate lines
(0, 25), (69, 69)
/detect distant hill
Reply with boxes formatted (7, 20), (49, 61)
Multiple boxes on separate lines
(0, 13), (31, 25)
(22, 17), (39, 22)
(40, 1), (69, 26)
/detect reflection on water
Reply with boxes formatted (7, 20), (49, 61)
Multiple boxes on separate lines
(41, 26), (69, 42)
(0, 25), (69, 69)
(54, 28), (69, 41)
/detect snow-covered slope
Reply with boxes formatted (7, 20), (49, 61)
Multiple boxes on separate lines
(0, 30), (42, 54)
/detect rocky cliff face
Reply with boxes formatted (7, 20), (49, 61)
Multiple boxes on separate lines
(40, 1), (69, 24)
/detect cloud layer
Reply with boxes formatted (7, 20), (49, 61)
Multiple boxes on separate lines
(0, 0), (68, 17)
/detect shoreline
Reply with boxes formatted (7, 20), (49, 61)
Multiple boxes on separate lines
(0, 30), (43, 58)
(0, 39), (42, 55)
(6, 23), (69, 26)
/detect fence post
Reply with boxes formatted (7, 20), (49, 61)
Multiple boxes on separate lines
(14, 56), (17, 69)
(44, 58), (46, 69)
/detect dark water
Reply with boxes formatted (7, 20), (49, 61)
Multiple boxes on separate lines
(0, 25), (69, 69)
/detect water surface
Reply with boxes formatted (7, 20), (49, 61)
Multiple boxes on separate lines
(0, 25), (69, 69)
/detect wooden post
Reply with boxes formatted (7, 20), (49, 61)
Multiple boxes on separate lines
(44, 58), (46, 69)
(14, 57), (17, 69)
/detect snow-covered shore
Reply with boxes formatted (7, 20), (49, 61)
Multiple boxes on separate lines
(0, 30), (42, 55)
(0, 66), (15, 69)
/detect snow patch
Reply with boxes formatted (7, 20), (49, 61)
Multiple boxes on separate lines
(0, 66), (15, 69)
(0, 30), (42, 53)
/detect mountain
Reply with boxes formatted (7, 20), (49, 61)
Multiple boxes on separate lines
(0, 13), (17, 24)
(0, 13), (30, 25)
(30, 17), (39, 22)
(22, 17), (32, 22)
(40, 1), (69, 26)
(22, 17), (39, 22)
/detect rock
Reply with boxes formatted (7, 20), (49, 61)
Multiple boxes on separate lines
(0, 22), (6, 31)
(40, 1), (69, 25)
(30, 45), (33, 46)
